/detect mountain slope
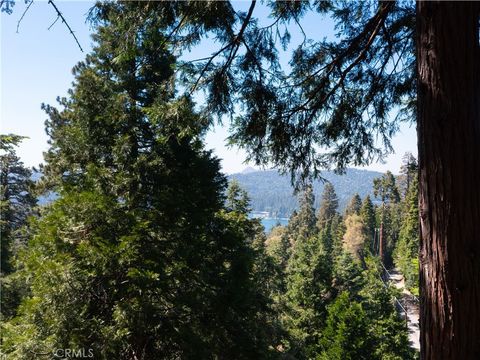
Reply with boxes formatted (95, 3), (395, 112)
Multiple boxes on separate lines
(229, 168), (382, 218)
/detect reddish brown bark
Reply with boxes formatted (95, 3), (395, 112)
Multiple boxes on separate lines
(417, 2), (480, 359)
(379, 221), (384, 263)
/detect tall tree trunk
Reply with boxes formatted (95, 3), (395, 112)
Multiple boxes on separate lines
(417, 2), (480, 359)
(379, 221), (384, 264)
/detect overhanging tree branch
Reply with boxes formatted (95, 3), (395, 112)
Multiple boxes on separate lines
(289, 1), (395, 117)
(47, 0), (83, 52)
(190, 0), (256, 92)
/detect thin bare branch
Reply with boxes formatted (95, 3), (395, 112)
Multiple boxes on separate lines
(293, 13), (307, 45)
(16, 0), (34, 33)
(47, 0), (83, 52)
(47, 14), (60, 30)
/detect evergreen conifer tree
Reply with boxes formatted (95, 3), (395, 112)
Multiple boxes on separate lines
(373, 171), (401, 264)
(226, 179), (251, 214)
(283, 233), (332, 358)
(284, 185), (317, 248)
(0, 134), (37, 319)
(344, 193), (362, 217)
(1, 5), (276, 358)
(360, 195), (376, 251)
(317, 183), (339, 229)
(0, 135), (36, 275)
(395, 175), (420, 294)
(6, 1), (479, 355)
(342, 214), (367, 261)
(326, 256), (414, 360)
(399, 153), (418, 197)
(318, 292), (373, 360)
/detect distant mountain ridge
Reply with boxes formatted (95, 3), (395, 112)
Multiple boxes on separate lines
(229, 168), (382, 218)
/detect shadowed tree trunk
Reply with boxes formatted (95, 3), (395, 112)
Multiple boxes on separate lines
(417, 2), (480, 359)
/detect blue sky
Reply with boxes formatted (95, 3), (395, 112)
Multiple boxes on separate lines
(1, 1), (417, 174)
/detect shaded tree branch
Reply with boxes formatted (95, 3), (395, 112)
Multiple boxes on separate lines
(293, 1), (395, 114)
(191, 0), (256, 91)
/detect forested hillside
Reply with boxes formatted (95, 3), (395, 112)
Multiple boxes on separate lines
(230, 168), (382, 217)
(2, 129), (420, 358)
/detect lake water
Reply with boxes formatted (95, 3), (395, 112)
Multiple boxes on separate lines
(248, 212), (289, 233)
(259, 218), (289, 233)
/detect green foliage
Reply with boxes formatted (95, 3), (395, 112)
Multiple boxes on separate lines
(398, 152), (418, 197)
(358, 257), (415, 360)
(360, 195), (376, 249)
(265, 225), (289, 269)
(395, 154), (419, 288)
(318, 292), (374, 360)
(330, 213), (347, 261)
(1, 5), (278, 358)
(283, 232), (333, 357)
(287, 185), (317, 242)
(345, 193), (362, 217)
(373, 171), (401, 266)
(0, 134), (36, 320)
(3, 3), (423, 358)
(149, 1), (416, 180)
(374, 201), (403, 268)
(332, 251), (364, 298)
(342, 214), (367, 261)
(230, 168), (381, 217)
(317, 183), (339, 229)
(394, 175), (419, 294)
(321, 257), (415, 360)
(373, 171), (401, 205)
(281, 198), (414, 359)
(0, 134), (36, 274)
(226, 179), (251, 213)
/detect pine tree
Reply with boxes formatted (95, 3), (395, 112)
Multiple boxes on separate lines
(1, 5), (276, 358)
(373, 171), (400, 264)
(344, 193), (362, 217)
(324, 257), (414, 360)
(399, 152), (418, 197)
(373, 171), (400, 205)
(295, 184), (317, 239)
(331, 251), (364, 299)
(360, 195), (376, 252)
(330, 213), (346, 262)
(358, 257), (415, 360)
(285, 184), (317, 248)
(318, 292), (373, 360)
(342, 214), (367, 261)
(265, 225), (289, 270)
(395, 175), (419, 294)
(317, 183), (339, 229)
(0, 134), (36, 275)
(226, 179), (251, 214)
(283, 233), (332, 358)
(0, 134), (37, 320)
